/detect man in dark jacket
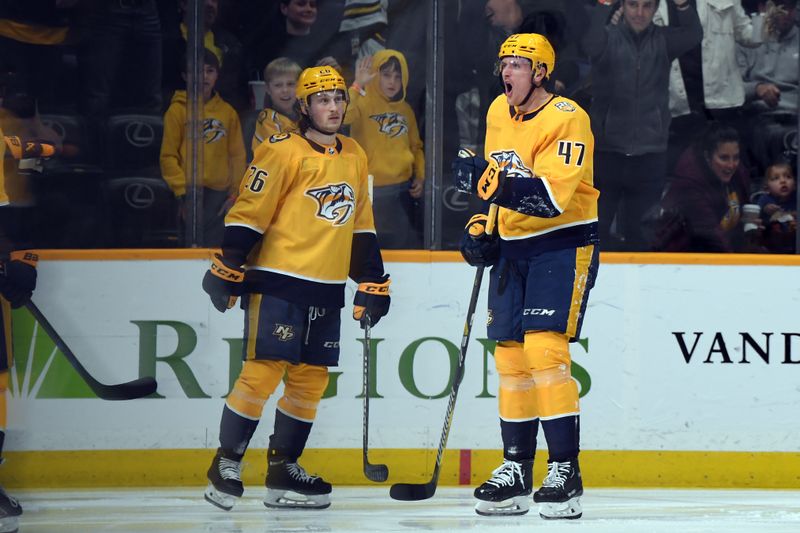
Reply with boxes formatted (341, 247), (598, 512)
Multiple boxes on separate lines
(584, 0), (702, 250)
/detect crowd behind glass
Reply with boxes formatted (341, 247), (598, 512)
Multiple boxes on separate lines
(0, 0), (796, 253)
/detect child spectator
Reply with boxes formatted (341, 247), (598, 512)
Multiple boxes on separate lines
(346, 50), (424, 248)
(758, 161), (797, 253)
(251, 57), (301, 153)
(160, 48), (246, 247)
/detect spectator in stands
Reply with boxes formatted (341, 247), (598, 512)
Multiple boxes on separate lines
(160, 48), (246, 247)
(738, 0), (798, 174)
(0, 0), (75, 111)
(583, 0), (702, 251)
(758, 160), (796, 253)
(163, 0), (247, 112)
(243, 0), (344, 77)
(654, 0), (764, 171)
(346, 50), (424, 248)
(78, 0), (162, 118)
(338, 0), (388, 61)
(251, 57), (301, 153)
(658, 122), (754, 252)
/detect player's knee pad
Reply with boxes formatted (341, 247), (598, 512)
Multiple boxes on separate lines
(226, 359), (286, 420)
(524, 331), (579, 418)
(495, 341), (539, 421)
(278, 363), (329, 422)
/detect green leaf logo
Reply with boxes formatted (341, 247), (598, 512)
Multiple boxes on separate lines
(11, 307), (95, 399)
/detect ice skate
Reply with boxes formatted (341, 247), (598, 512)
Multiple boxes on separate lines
(0, 485), (21, 533)
(533, 457), (583, 519)
(473, 459), (532, 516)
(204, 448), (244, 511)
(264, 456), (332, 510)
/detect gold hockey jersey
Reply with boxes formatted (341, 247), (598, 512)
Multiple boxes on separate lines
(485, 94), (598, 255)
(251, 108), (298, 154)
(225, 131), (377, 306)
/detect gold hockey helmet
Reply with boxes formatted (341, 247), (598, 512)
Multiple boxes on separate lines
(296, 66), (348, 106)
(497, 33), (555, 79)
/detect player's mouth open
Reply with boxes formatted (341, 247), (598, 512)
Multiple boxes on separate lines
(504, 82), (513, 95)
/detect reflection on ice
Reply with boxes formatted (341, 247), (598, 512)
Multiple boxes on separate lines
(17, 487), (800, 533)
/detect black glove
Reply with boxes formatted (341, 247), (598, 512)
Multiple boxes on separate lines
(353, 275), (391, 328)
(0, 252), (38, 309)
(202, 253), (245, 313)
(460, 213), (499, 267)
(451, 148), (488, 194)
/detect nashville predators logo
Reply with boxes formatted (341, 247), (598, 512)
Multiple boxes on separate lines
(370, 112), (408, 138)
(203, 118), (227, 144)
(305, 183), (356, 226)
(554, 101), (576, 113)
(273, 324), (295, 342)
(487, 309), (494, 326)
(489, 150), (533, 178)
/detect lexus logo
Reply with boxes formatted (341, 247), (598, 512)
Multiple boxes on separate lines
(125, 121), (156, 147)
(443, 185), (470, 212)
(124, 182), (156, 209)
(41, 119), (66, 141)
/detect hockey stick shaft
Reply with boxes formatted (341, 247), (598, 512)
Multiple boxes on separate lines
(362, 314), (389, 482)
(25, 300), (157, 400)
(390, 204), (497, 501)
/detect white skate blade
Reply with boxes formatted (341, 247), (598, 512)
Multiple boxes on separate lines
(475, 495), (530, 516)
(264, 488), (331, 510)
(0, 516), (19, 533)
(204, 482), (239, 511)
(538, 496), (582, 520)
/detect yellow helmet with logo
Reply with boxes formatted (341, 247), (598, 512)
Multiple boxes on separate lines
(296, 66), (348, 106)
(498, 33), (555, 79)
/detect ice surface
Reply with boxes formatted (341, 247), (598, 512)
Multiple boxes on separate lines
(16, 487), (800, 533)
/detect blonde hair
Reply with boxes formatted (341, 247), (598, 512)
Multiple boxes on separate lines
(264, 57), (302, 83)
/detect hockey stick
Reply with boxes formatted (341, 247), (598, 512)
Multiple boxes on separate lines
(25, 300), (158, 400)
(390, 203), (498, 501)
(362, 313), (389, 482)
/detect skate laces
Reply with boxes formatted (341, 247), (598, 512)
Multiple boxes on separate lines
(287, 462), (319, 484)
(542, 461), (571, 488)
(218, 457), (242, 482)
(486, 460), (525, 489)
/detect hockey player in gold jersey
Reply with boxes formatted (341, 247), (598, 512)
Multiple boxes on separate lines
(0, 126), (52, 531)
(201, 66), (390, 511)
(452, 33), (599, 519)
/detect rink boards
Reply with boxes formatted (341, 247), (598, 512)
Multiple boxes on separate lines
(4, 250), (800, 489)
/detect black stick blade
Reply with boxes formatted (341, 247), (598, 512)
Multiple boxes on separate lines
(364, 463), (389, 483)
(389, 482), (436, 501)
(97, 376), (158, 400)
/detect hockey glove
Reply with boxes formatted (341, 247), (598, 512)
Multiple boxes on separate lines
(202, 253), (245, 313)
(353, 275), (391, 328)
(475, 157), (507, 202)
(460, 213), (499, 267)
(451, 148), (488, 194)
(0, 251), (38, 308)
(3, 136), (57, 159)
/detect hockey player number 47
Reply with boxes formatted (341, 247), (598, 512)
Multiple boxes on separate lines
(557, 141), (586, 167)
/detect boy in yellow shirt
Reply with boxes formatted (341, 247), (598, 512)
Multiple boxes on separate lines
(346, 49), (424, 248)
(160, 48), (246, 246)
(251, 57), (301, 153)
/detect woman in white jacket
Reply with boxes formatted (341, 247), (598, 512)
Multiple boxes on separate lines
(651, 0), (763, 170)
(655, 0), (763, 117)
